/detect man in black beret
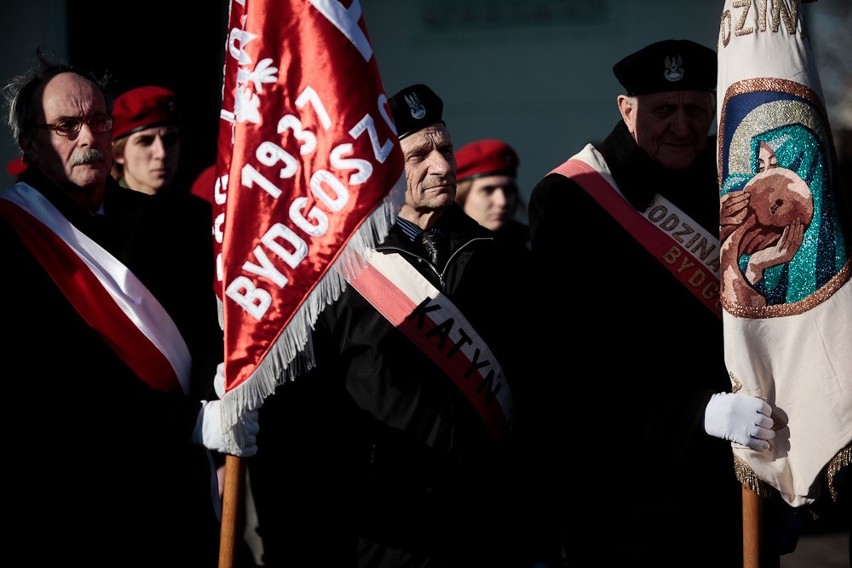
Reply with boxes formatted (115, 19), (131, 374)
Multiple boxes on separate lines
(247, 82), (559, 567)
(609, 38), (718, 171)
(386, 83), (456, 244)
(612, 38), (717, 97)
(526, 39), (793, 566)
(387, 82), (445, 140)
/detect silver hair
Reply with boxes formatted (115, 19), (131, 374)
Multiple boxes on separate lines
(2, 47), (113, 149)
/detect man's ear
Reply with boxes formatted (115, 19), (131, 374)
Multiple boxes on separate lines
(617, 95), (637, 134)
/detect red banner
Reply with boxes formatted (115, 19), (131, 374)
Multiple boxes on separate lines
(212, 0), (405, 417)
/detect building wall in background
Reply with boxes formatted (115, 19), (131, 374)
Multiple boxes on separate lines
(0, 0), (846, 203)
(0, 0), (227, 191)
(0, 0), (721, 194)
(65, 0), (229, 193)
(361, 0), (722, 201)
(0, 0), (67, 185)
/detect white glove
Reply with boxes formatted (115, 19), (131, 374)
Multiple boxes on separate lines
(214, 362), (226, 398)
(193, 399), (259, 457)
(704, 392), (776, 451)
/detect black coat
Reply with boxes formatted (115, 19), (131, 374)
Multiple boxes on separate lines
(0, 170), (222, 566)
(527, 121), (744, 567)
(248, 203), (555, 567)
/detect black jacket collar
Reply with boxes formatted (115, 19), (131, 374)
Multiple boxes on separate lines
(382, 202), (492, 254)
(597, 121), (719, 231)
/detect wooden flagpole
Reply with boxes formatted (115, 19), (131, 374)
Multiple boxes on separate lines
(219, 455), (244, 568)
(742, 485), (762, 568)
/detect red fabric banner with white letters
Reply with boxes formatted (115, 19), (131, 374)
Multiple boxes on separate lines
(212, 0), (405, 420)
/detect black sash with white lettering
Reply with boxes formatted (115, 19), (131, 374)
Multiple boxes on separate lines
(348, 249), (515, 443)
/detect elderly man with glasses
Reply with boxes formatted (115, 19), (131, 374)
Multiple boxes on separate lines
(0, 54), (259, 564)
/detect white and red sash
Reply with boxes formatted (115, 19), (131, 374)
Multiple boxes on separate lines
(0, 183), (191, 394)
(551, 144), (722, 319)
(347, 250), (515, 443)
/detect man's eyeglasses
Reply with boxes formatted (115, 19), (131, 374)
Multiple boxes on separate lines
(33, 115), (114, 137)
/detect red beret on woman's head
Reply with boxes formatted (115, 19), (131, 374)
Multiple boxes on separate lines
(6, 155), (28, 177)
(112, 85), (178, 140)
(455, 139), (519, 182)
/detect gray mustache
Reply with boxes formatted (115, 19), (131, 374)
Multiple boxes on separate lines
(71, 148), (105, 167)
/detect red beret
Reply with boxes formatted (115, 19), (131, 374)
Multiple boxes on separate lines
(112, 85), (178, 140)
(191, 164), (217, 204)
(455, 139), (519, 182)
(6, 156), (28, 177)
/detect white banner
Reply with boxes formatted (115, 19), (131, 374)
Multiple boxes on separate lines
(717, 0), (852, 507)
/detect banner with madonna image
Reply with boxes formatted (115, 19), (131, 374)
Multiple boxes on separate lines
(717, 0), (851, 508)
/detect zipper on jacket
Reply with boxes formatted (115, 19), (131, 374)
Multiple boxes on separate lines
(377, 236), (493, 291)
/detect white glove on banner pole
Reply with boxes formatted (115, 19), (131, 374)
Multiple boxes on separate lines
(194, 400), (259, 458)
(704, 392), (776, 451)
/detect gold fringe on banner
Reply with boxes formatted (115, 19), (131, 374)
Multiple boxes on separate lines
(734, 443), (851, 503)
(734, 454), (771, 498)
(826, 443), (851, 502)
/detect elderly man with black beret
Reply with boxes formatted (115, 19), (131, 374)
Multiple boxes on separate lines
(528, 39), (794, 566)
(247, 83), (559, 567)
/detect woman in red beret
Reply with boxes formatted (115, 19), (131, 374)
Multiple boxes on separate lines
(111, 85), (230, 520)
(454, 138), (531, 258)
(111, 85), (181, 195)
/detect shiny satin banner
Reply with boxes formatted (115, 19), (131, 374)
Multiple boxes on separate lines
(213, 0), (405, 422)
(717, 0), (851, 507)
